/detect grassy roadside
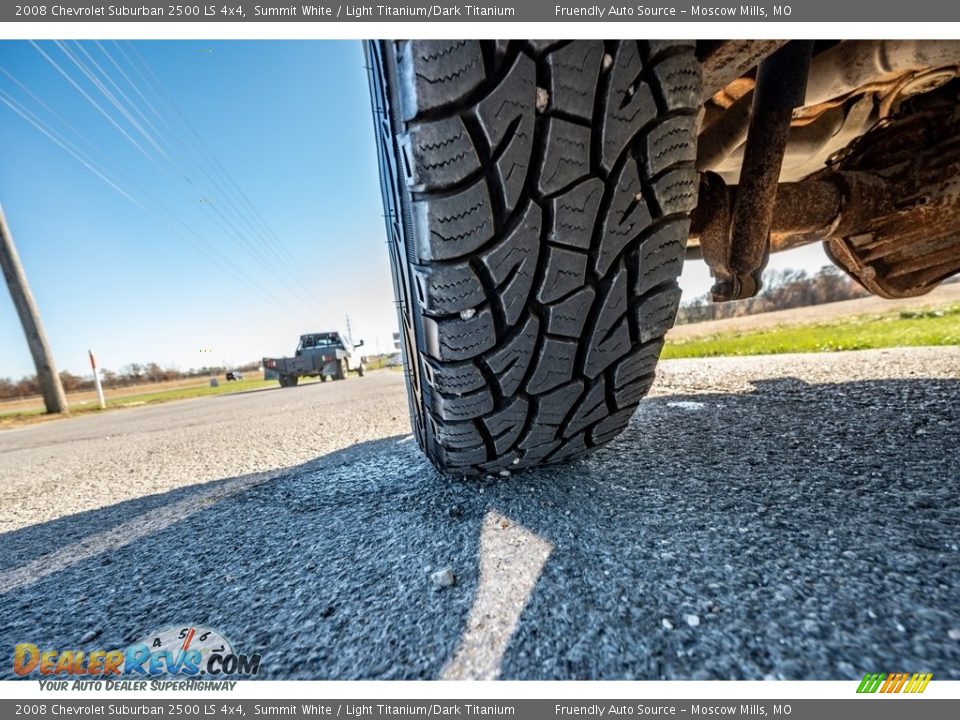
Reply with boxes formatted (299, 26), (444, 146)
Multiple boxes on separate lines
(0, 376), (281, 429)
(663, 304), (960, 359)
(3, 305), (956, 429)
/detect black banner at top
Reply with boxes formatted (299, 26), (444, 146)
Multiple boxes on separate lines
(4, 0), (960, 22)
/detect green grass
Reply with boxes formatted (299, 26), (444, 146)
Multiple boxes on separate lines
(0, 377), (279, 426)
(100, 377), (277, 405)
(662, 304), (960, 359)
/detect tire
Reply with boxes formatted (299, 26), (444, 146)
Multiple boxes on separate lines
(337, 359), (347, 381)
(366, 40), (700, 475)
(279, 374), (297, 388)
(358, 363), (366, 377)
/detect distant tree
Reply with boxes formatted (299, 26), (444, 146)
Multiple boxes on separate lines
(124, 363), (144, 383)
(144, 363), (163, 383)
(15, 376), (38, 397)
(58, 371), (88, 393)
(0, 378), (16, 400)
(676, 264), (867, 325)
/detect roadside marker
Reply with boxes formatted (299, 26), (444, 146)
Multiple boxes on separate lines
(89, 349), (106, 409)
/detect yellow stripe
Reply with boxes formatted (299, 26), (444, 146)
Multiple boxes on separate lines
(917, 673), (932, 693)
(904, 674), (920, 693)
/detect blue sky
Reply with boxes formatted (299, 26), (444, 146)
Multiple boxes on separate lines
(0, 40), (828, 380)
(0, 40), (395, 378)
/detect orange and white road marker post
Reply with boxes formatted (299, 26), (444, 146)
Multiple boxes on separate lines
(88, 350), (106, 410)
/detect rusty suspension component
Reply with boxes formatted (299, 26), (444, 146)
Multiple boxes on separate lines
(691, 136), (960, 299)
(707, 40), (814, 302)
(690, 175), (844, 252)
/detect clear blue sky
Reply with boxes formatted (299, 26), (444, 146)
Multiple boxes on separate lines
(0, 40), (395, 379)
(0, 39), (829, 380)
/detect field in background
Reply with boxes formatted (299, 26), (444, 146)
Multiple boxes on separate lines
(0, 375), (274, 426)
(668, 282), (960, 341)
(4, 285), (959, 429)
(664, 303), (960, 359)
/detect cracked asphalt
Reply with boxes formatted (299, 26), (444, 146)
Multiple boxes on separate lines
(0, 347), (958, 680)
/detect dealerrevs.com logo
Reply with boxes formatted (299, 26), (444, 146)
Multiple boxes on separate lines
(14, 626), (261, 680)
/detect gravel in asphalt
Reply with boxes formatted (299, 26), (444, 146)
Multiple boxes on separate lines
(0, 348), (957, 680)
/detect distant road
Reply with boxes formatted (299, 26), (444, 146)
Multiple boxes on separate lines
(1, 349), (958, 680)
(669, 281), (960, 341)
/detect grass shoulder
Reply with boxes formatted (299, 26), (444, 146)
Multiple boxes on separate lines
(663, 304), (960, 359)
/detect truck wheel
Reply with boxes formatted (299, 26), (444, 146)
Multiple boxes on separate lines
(358, 363), (366, 377)
(366, 40), (699, 474)
(337, 360), (347, 381)
(279, 374), (296, 388)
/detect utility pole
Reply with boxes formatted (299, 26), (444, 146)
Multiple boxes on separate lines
(0, 205), (68, 414)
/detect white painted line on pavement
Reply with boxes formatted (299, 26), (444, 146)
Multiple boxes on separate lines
(0, 473), (270, 595)
(440, 510), (552, 681)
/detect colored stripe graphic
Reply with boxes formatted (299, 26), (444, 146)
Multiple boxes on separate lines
(906, 673), (933, 693)
(857, 672), (932, 693)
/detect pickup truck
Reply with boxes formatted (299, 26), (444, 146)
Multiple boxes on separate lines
(263, 332), (365, 387)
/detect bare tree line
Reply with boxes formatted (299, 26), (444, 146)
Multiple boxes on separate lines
(676, 265), (868, 325)
(0, 361), (262, 401)
(0, 266), (944, 400)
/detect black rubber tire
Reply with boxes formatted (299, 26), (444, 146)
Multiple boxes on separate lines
(366, 40), (700, 475)
(358, 363), (366, 377)
(279, 374), (298, 388)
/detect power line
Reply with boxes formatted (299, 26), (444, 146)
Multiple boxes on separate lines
(120, 42), (324, 304)
(34, 40), (326, 321)
(0, 73), (319, 325)
(105, 41), (330, 316)
(29, 41), (156, 164)
(7, 41), (338, 327)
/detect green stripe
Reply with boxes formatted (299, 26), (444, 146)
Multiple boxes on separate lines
(856, 673), (885, 693)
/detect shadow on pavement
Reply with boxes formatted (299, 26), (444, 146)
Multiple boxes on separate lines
(1, 376), (957, 680)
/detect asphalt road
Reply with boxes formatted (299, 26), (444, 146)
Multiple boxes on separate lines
(1, 348), (958, 680)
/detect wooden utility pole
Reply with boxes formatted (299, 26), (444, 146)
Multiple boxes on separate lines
(0, 205), (68, 414)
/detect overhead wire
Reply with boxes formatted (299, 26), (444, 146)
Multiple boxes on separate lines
(53, 40), (312, 302)
(0, 63), (321, 326)
(115, 41), (327, 310)
(115, 42), (322, 300)
(23, 40), (330, 322)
